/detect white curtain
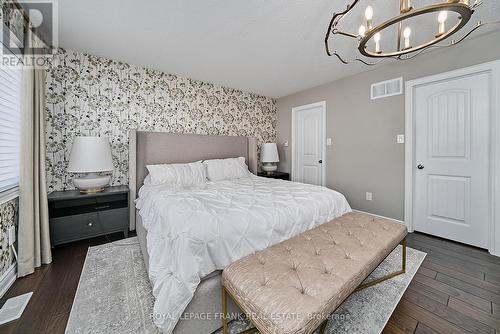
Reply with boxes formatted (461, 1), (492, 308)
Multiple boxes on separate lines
(17, 27), (52, 277)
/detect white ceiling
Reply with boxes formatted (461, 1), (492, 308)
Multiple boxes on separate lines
(45, 0), (500, 97)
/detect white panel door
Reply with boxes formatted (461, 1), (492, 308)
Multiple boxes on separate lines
(414, 72), (490, 248)
(293, 102), (325, 186)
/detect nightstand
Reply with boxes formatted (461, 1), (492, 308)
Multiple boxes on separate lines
(257, 171), (290, 181)
(48, 185), (129, 246)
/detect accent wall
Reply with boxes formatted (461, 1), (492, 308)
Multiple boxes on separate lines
(45, 49), (277, 191)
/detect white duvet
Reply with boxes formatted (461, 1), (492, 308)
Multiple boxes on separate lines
(136, 175), (351, 333)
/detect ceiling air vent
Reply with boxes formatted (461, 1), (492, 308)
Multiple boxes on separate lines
(371, 77), (403, 100)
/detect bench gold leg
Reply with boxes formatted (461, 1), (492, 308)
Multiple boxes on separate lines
(402, 237), (406, 272)
(354, 237), (407, 292)
(319, 320), (328, 334)
(222, 287), (228, 334)
(222, 286), (259, 334)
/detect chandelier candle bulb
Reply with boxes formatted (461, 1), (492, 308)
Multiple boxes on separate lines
(374, 32), (381, 53)
(403, 27), (411, 49)
(438, 11), (448, 35)
(402, 0), (412, 12)
(365, 6), (373, 29)
(358, 25), (366, 37)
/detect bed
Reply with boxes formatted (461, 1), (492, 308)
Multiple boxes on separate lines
(128, 130), (352, 334)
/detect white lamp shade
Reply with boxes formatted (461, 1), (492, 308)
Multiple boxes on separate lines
(68, 136), (114, 173)
(261, 143), (279, 163)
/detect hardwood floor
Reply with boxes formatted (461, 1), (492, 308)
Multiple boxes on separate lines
(384, 233), (500, 334)
(0, 232), (128, 334)
(0, 232), (499, 334)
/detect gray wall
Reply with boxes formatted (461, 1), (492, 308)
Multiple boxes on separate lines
(277, 30), (500, 220)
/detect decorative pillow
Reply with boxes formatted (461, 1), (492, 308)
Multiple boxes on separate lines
(143, 174), (153, 186)
(203, 157), (250, 181)
(146, 161), (206, 186)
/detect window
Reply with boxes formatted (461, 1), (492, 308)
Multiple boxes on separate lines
(0, 49), (22, 195)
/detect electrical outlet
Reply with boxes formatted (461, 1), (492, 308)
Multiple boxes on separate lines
(283, 141), (289, 147)
(397, 134), (405, 144)
(8, 226), (15, 246)
(326, 138), (332, 146)
(366, 192), (373, 201)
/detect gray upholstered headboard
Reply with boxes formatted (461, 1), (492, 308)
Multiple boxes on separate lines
(128, 130), (258, 229)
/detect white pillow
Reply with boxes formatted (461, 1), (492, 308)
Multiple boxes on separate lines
(146, 161), (206, 186)
(203, 157), (250, 181)
(143, 174), (153, 186)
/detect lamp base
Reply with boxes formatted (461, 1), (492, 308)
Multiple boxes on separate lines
(261, 163), (278, 174)
(79, 187), (105, 194)
(73, 173), (110, 193)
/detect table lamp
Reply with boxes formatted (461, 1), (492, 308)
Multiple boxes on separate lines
(261, 143), (279, 174)
(67, 136), (114, 193)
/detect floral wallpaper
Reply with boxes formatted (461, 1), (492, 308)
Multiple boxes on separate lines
(0, 198), (18, 277)
(45, 48), (277, 191)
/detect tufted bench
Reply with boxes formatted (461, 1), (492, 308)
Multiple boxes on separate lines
(221, 212), (407, 334)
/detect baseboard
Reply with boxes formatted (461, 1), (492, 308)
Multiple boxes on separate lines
(352, 209), (405, 225)
(489, 247), (500, 257)
(0, 263), (17, 299)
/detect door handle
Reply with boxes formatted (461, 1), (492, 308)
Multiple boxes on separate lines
(417, 164), (424, 170)
(318, 160), (323, 164)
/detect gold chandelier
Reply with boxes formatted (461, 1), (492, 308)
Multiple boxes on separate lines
(325, 0), (499, 65)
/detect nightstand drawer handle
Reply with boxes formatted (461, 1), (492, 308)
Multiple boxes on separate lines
(87, 221), (93, 227)
(94, 205), (111, 210)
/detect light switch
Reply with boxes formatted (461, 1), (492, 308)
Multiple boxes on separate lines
(284, 141), (289, 147)
(397, 134), (405, 144)
(326, 138), (332, 146)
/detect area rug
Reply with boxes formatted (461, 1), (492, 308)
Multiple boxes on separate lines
(66, 237), (425, 334)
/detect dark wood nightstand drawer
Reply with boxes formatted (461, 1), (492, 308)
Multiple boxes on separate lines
(97, 208), (129, 232)
(48, 186), (130, 246)
(50, 208), (128, 245)
(49, 194), (128, 218)
(50, 212), (100, 245)
(257, 171), (290, 180)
